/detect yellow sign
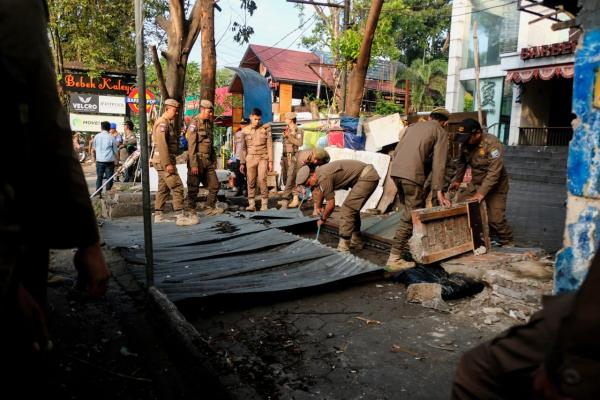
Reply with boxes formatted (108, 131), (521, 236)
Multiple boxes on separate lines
(594, 69), (600, 108)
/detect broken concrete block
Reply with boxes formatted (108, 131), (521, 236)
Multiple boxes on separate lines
(406, 283), (449, 311)
(482, 266), (552, 304)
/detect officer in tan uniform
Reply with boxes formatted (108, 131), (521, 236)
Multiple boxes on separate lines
(449, 118), (513, 245)
(151, 99), (192, 225)
(239, 108), (273, 211)
(296, 160), (380, 252)
(278, 112), (304, 208)
(387, 107), (452, 271)
(279, 148), (330, 209)
(184, 99), (222, 223)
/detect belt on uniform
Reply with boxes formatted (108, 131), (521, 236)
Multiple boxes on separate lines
(282, 152), (297, 156)
(360, 164), (375, 178)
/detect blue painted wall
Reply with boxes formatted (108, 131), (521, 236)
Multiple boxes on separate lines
(555, 27), (600, 293)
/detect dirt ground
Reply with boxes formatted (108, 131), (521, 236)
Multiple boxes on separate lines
(39, 163), (521, 399)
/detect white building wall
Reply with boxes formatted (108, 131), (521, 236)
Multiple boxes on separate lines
(445, 2), (575, 145)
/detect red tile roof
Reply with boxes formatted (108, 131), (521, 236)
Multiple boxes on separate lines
(240, 44), (333, 85)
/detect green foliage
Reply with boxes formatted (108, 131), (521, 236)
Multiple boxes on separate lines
(232, 0), (257, 44)
(374, 93), (403, 115)
(464, 92), (474, 112)
(145, 60), (201, 98)
(398, 58), (447, 111)
(216, 68), (235, 88)
(47, 0), (135, 71)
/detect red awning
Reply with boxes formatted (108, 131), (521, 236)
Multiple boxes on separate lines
(505, 63), (574, 83)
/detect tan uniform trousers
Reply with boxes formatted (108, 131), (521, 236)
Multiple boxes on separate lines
(485, 189), (513, 245)
(391, 178), (425, 256)
(452, 293), (574, 400)
(339, 166), (379, 238)
(155, 164), (184, 211)
(246, 153), (269, 199)
(185, 155), (219, 210)
(281, 154), (299, 199)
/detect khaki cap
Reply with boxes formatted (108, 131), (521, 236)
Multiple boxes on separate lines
(285, 111), (296, 119)
(313, 148), (330, 164)
(164, 98), (180, 108)
(201, 99), (214, 109)
(295, 165), (311, 186)
(430, 107), (450, 119)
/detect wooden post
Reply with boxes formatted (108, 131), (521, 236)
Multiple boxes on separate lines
(473, 21), (483, 125)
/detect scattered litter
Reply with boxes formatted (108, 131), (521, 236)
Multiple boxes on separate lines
(483, 315), (500, 325)
(473, 246), (487, 256)
(355, 316), (382, 325)
(120, 346), (138, 357)
(406, 283), (450, 311)
(390, 344), (422, 360)
(326, 332), (335, 339)
(375, 284), (384, 288)
(393, 264), (485, 300)
(426, 343), (456, 352)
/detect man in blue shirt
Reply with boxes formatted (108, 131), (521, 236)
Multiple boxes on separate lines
(92, 121), (118, 196)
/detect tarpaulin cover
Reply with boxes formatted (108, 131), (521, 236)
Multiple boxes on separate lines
(226, 67), (273, 123)
(102, 214), (382, 302)
(341, 115), (365, 150)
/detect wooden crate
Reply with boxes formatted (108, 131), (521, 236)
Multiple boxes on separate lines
(409, 200), (490, 264)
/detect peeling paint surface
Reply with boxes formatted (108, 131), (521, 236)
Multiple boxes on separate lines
(558, 26), (600, 292)
(568, 29), (600, 197)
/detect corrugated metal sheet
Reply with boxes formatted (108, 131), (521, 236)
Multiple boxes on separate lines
(226, 67), (273, 123)
(102, 214), (382, 302)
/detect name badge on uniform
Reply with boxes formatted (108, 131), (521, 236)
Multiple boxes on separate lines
(189, 124), (196, 132)
(479, 148), (485, 156)
(490, 148), (500, 159)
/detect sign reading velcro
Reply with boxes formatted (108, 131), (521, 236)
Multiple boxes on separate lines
(70, 93), (99, 113)
(99, 95), (126, 115)
(69, 113), (124, 132)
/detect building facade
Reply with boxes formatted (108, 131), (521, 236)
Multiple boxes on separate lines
(446, 0), (576, 145)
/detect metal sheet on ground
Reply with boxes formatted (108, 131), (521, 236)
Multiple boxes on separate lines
(102, 215), (382, 302)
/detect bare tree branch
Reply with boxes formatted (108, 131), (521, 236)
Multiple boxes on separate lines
(169, 0), (186, 46)
(156, 15), (170, 31)
(184, 0), (203, 54)
(151, 45), (169, 100)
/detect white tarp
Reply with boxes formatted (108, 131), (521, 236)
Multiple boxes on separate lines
(324, 147), (390, 212)
(363, 113), (406, 152)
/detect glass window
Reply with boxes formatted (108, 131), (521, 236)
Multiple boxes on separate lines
(461, 77), (510, 142)
(462, 0), (519, 68)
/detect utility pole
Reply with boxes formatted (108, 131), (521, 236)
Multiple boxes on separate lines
(341, 0), (350, 113)
(473, 21), (483, 125)
(134, 0), (154, 289)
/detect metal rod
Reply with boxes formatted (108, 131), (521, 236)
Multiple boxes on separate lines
(286, 0), (345, 8)
(341, 0), (350, 113)
(135, 0), (154, 289)
(473, 21), (483, 125)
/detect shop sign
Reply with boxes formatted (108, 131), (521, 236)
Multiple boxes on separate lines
(126, 88), (157, 113)
(99, 95), (126, 115)
(69, 93), (99, 113)
(520, 41), (577, 60)
(69, 113), (124, 132)
(62, 72), (136, 95)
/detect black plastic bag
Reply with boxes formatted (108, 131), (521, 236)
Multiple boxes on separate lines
(393, 264), (484, 300)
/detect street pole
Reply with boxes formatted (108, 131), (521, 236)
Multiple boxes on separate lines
(473, 21), (483, 125)
(341, 0), (350, 113)
(134, 0), (154, 289)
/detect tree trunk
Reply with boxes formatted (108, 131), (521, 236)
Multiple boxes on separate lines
(345, 0), (383, 117)
(200, 0), (216, 104)
(154, 0), (203, 130)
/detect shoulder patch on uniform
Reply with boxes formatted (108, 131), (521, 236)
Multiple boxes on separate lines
(490, 148), (500, 159)
(160, 124), (166, 132)
(189, 124), (196, 131)
(296, 134), (302, 139)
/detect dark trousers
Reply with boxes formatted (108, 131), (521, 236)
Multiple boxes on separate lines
(232, 160), (246, 192)
(95, 161), (115, 192)
(123, 161), (138, 182)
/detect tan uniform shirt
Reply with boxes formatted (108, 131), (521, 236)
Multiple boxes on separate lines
(454, 133), (508, 196)
(296, 149), (314, 166)
(234, 129), (244, 160)
(390, 120), (448, 192)
(283, 125), (304, 154)
(151, 116), (178, 167)
(186, 116), (214, 169)
(316, 160), (377, 201)
(239, 123), (273, 163)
